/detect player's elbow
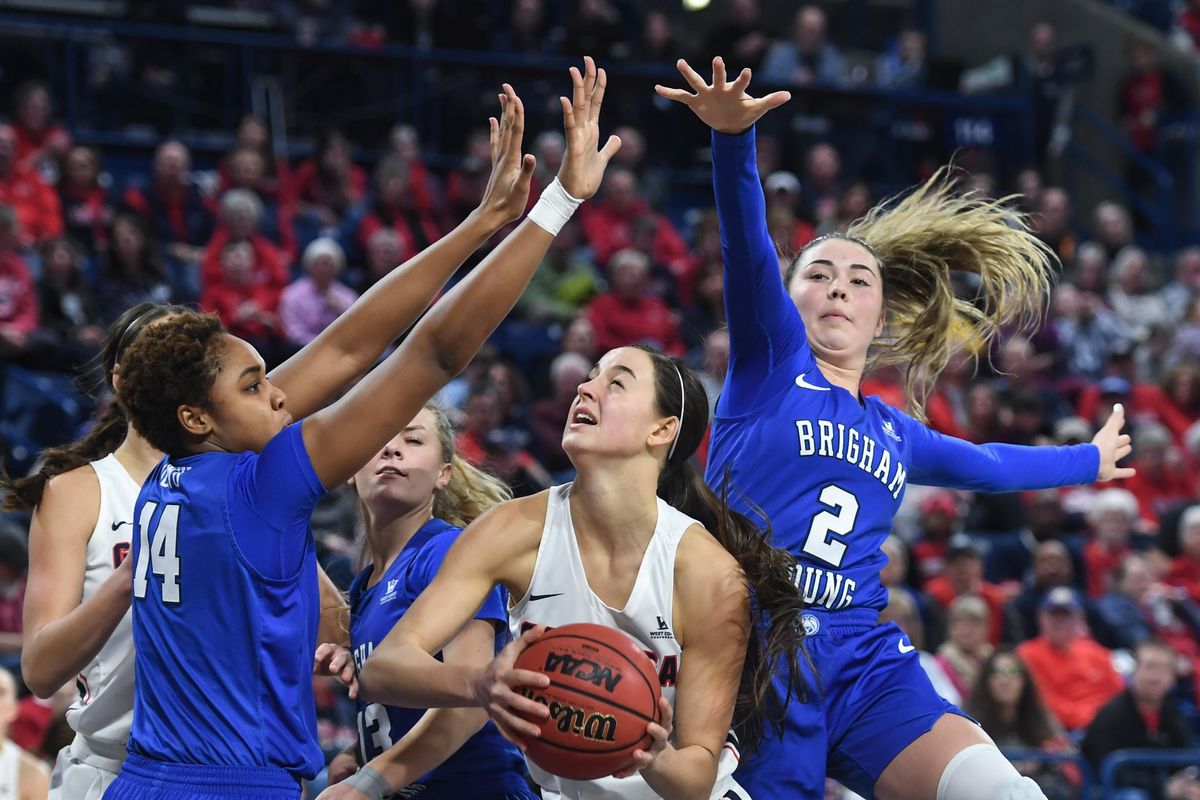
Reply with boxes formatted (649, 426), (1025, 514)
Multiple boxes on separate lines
(356, 652), (391, 704)
(22, 650), (63, 700)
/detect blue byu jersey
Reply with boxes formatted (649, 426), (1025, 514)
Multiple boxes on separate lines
(349, 518), (524, 790)
(704, 128), (1100, 615)
(128, 422), (326, 779)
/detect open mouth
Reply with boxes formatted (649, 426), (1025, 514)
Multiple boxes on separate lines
(570, 410), (598, 426)
(376, 466), (407, 478)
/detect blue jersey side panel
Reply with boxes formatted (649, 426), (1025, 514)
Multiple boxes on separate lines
(128, 422), (327, 778)
(349, 519), (523, 785)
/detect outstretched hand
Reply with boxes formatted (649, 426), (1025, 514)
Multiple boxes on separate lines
(475, 83), (537, 229)
(655, 56), (791, 135)
(1094, 402), (1136, 482)
(556, 56), (622, 200)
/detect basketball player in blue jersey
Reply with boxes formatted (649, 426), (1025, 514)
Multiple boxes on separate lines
(656, 59), (1134, 800)
(357, 346), (807, 800)
(314, 403), (534, 800)
(102, 60), (622, 800)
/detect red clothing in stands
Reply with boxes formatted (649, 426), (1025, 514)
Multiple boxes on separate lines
(924, 576), (1009, 645)
(289, 160), (367, 211)
(585, 292), (684, 356)
(1018, 636), (1123, 730)
(0, 166), (62, 247)
(1083, 539), (1130, 599)
(578, 200), (690, 272)
(0, 250), (38, 334)
(1165, 555), (1200, 605)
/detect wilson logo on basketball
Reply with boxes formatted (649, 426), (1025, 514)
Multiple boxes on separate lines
(520, 689), (619, 742)
(544, 651), (623, 692)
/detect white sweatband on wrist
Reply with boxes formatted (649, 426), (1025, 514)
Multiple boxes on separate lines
(528, 177), (583, 236)
(344, 765), (390, 800)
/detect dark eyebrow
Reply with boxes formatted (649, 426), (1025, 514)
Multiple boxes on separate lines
(238, 365), (263, 380)
(806, 258), (877, 275)
(589, 363), (638, 380)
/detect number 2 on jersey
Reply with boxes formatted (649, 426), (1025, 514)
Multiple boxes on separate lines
(132, 502), (181, 604)
(802, 485), (859, 567)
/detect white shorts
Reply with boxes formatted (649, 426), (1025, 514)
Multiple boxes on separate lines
(49, 738), (124, 800)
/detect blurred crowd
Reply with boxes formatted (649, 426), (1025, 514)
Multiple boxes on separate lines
(0, 3), (1198, 798)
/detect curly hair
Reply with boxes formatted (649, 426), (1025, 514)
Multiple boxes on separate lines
(785, 167), (1057, 420)
(116, 310), (226, 457)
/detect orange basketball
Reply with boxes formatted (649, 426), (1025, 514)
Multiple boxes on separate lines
(513, 622), (661, 781)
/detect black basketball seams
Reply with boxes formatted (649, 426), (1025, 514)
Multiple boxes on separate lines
(540, 679), (657, 726)
(535, 630), (658, 717)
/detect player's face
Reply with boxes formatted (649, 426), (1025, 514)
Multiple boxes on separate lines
(562, 347), (670, 462)
(200, 335), (291, 453)
(788, 238), (884, 368)
(353, 409), (451, 513)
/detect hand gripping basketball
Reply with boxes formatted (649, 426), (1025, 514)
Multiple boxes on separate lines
(471, 625), (553, 749)
(610, 696), (673, 779)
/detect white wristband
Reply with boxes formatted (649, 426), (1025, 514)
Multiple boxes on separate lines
(343, 765), (389, 800)
(527, 177), (583, 236)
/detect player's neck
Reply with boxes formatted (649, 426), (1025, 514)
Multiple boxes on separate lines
(569, 462), (660, 552)
(113, 430), (164, 484)
(364, 500), (435, 584)
(813, 354), (865, 398)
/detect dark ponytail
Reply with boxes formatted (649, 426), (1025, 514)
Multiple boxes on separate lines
(1, 302), (185, 511)
(630, 345), (809, 755)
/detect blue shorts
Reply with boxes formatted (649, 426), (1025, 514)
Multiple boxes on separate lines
(103, 753), (301, 800)
(735, 608), (969, 798)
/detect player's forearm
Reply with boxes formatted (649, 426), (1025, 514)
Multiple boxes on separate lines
(640, 744), (719, 800)
(370, 707), (489, 790)
(23, 564), (132, 698)
(359, 643), (479, 709)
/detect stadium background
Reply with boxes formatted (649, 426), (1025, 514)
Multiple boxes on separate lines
(0, 0), (1199, 797)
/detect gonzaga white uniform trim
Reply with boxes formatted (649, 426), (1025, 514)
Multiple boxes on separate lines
(0, 739), (21, 800)
(507, 483), (748, 800)
(49, 453), (139, 800)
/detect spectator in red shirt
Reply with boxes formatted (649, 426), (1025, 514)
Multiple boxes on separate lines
(0, 205), (38, 361)
(456, 387), (503, 467)
(1119, 38), (1182, 155)
(763, 171), (817, 251)
(217, 115), (291, 203)
(356, 156), (442, 262)
(200, 189), (289, 292)
(122, 139), (215, 297)
(1083, 487), (1139, 597)
(584, 248), (684, 356)
(1122, 422), (1195, 526)
(1017, 586), (1124, 731)
(578, 168), (689, 272)
(926, 534), (1010, 645)
(0, 123), (62, 250)
(222, 146), (297, 262)
(911, 489), (962, 585)
(386, 124), (441, 217)
(1165, 505), (1200, 603)
(57, 145), (115, 257)
(291, 128), (367, 229)
(0, 524), (28, 663)
(355, 227), (405, 294)
(11, 81), (70, 176)
(200, 239), (282, 359)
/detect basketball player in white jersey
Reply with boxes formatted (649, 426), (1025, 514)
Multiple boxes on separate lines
(357, 345), (808, 800)
(0, 669), (49, 800)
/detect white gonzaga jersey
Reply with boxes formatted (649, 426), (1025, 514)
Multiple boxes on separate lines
(508, 484), (748, 800)
(66, 454), (139, 747)
(0, 739), (21, 799)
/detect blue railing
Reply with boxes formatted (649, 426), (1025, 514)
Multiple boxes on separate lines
(1099, 748), (1200, 800)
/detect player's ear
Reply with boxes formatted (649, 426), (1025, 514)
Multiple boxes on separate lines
(435, 461), (453, 492)
(647, 416), (678, 452)
(177, 404), (212, 438)
(875, 305), (886, 338)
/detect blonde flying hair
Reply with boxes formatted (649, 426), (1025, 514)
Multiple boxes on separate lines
(786, 166), (1057, 420)
(424, 402), (511, 527)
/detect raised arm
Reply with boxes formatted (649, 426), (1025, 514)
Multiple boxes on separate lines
(21, 468), (131, 699)
(656, 57), (808, 410)
(906, 403), (1133, 492)
(270, 92), (540, 419)
(301, 60), (619, 490)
